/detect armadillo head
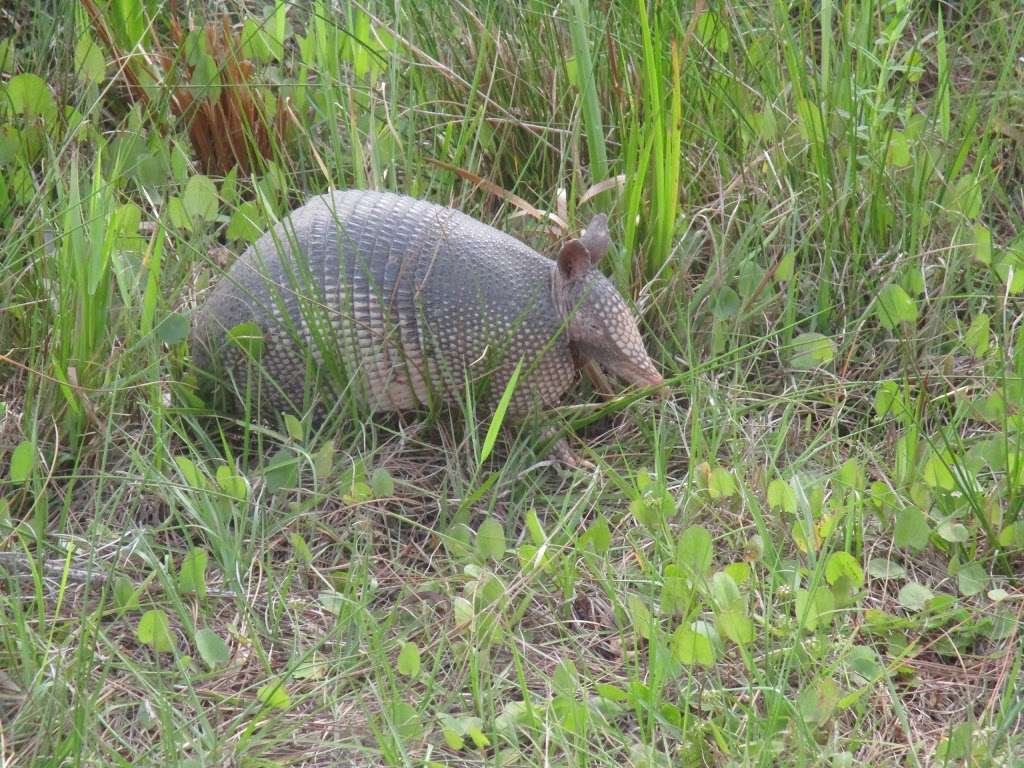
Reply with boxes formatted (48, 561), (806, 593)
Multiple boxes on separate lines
(553, 214), (663, 390)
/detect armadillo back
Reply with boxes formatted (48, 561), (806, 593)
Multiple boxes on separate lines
(191, 189), (577, 419)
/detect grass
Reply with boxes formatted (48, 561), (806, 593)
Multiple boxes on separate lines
(2, 0), (1024, 765)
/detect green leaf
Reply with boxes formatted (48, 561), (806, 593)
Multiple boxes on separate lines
(797, 677), (840, 726)
(183, 174), (219, 222)
(825, 551), (864, 589)
(922, 455), (956, 491)
(964, 313), (990, 357)
(178, 547), (208, 599)
(893, 507), (930, 551)
(264, 448), (299, 492)
(876, 283), (918, 330)
(711, 286), (741, 319)
(74, 35), (106, 83)
(6, 73), (56, 121)
(886, 130), (911, 167)
(626, 594), (655, 641)
(283, 413), (304, 442)
(695, 11), (730, 53)
(257, 681), (291, 709)
(716, 608), (754, 645)
(113, 575), (139, 610)
(579, 515), (611, 555)
(227, 321), (264, 358)
(874, 380), (901, 420)
(786, 332), (835, 370)
(167, 196), (190, 231)
(772, 250), (795, 283)
(795, 587), (834, 631)
(973, 225), (992, 265)
(156, 311), (190, 345)
(897, 582), (933, 611)
(227, 201), (265, 242)
(190, 52), (221, 103)
(936, 519), (969, 543)
(480, 357), (522, 463)
(676, 526), (713, 576)
(866, 557), (906, 580)
(174, 456), (205, 488)
(476, 517), (506, 561)
(709, 571), (743, 611)
(195, 628), (229, 668)
(767, 478), (797, 515)
(370, 467), (394, 498)
(672, 621), (717, 667)
(397, 641), (421, 678)
(215, 465), (248, 502)
(707, 466), (736, 499)
(288, 532), (314, 564)
(957, 562), (987, 597)
(9, 440), (34, 483)
(137, 609), (174, 653)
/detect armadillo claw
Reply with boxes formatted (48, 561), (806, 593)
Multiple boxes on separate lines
(548, 437), (597, 471)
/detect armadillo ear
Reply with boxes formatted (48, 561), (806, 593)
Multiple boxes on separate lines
(557, 239), (592, 281)
(579, 214), (609, 263)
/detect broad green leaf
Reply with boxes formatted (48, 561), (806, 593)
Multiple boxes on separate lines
(876, 283), (918, 330)
(264, 448), (299, 492)
(922, 456), (956, 491)
(156, 312), (190, 345)
(6, 73), (56, 120)
(257, 681), (290, 709)
(195, 628), (229, 668)
(767, 478), (797, 514)
(897, 582), (933, 611)
(936, 520), (969, 543)
(786, 332), (835, 370)
(227, 321), (264, 358)
(283, 413), (304, 442)
(825, 551), (864, 589)
(397, 642), (420, 678)
(183, 174), (218, 222)
(137, 609), (174, 653)
(216, 465), (248, 502)
(712, 286), (741, 319)
(9, 440), (33, 483)
(773, 250), (795, 283)
(476, 517), (506, 561)
(957, 562), (987, 597)
(893, 507), (930, 550)
(798, 677), (840, 726)
(371, 467), (394, 498)
(716, 608), (754, 645)
(886, 131), (911, 167)
(227, 201), (264, 242)
(579, 515), (611, 555)
(676, 526), (713, 576)
(190, 52), (221, 103)
(710, 571), (742, 611)
(964, 313), (990, 357)
(973, 225), (992, 265)
(113, 575), (139, 610)
(695, 12), (730, 53)
(672, 621), (717, 667)
(866, 558), (906, 580)
(626, 594), (655, 641)
(288, 532), (314, 565)
(707, 466), (736, 499)
(174, 455), (205, 488)
(178, 547), (208, 599)
(75, 35), (106, 82)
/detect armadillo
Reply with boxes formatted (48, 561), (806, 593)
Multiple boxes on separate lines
(190, 189), (662, 465)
